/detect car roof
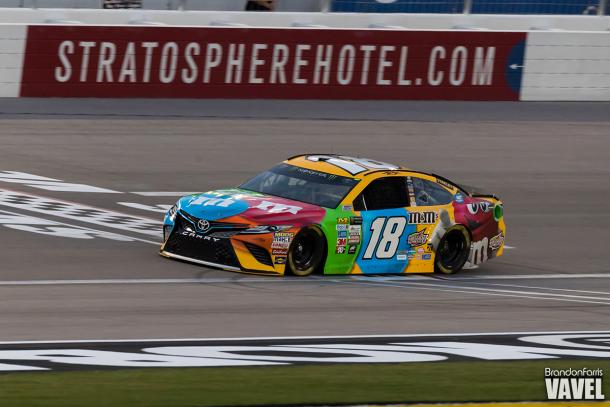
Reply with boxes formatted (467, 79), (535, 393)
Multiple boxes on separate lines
(284, 154), (411, 179)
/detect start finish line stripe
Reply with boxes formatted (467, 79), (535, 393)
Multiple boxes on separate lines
(0, 188), (161, 237)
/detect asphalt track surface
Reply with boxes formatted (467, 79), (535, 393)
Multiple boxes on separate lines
(0, 99), (609, 342)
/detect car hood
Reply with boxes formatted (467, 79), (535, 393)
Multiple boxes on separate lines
(178, 188), (327, 226)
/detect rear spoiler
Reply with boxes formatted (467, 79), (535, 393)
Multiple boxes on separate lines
(459, 184), (500, 200)
(430, 173), (500, 200)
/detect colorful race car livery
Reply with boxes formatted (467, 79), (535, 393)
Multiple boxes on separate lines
(160, 154), (505, 276)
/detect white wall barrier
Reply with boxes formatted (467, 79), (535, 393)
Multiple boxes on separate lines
(0, 12), (608, 101)
(0, 26), (27, 98)
(522, 32), (610, 101)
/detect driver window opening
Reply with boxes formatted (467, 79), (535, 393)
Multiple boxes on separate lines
(353, 177), (409, 211)
(411, 177), (454, 206)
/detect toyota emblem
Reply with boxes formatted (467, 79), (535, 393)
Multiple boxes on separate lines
(197, 219), (210, 231)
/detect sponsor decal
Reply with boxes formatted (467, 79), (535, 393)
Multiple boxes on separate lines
(21, 27), (525, 101)
(341, 205), (353, 211)
(254, 201), (301, 215)
(469, 237), (489, 265)
(348, 244), (357, 254)
(338, 230), (347, 238)
(421, 253), (432, 260)
(336, 246), (346, 254)
(350, 216), (363, 225)
(348, 225), (361, 244)
(271, 232), (294, 249)
(188, 195), (237, 208)
(435, 178), (455, 190)
(454, 192), (464, 203)
(408, 212), (438, 225)
(337, 238), (347, 246)
(337, 217), (350, 224)
(271, 248), (288, 256)
(336, 224), (348, 231)
(407, 229), (428, 247)
(398, 249), (411, 260)
(274, 256), (287, 265)
(295, 167), (338, 180)
(489, 232), (504, 250)
(183, 191), (250, 220)
(545, 368), (605, 400)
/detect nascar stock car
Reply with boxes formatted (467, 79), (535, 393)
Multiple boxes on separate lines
(160, 154), (505, 276)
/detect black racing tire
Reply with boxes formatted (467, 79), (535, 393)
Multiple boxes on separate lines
(434, 226), (471, 275)
(287, 227), (326, 277)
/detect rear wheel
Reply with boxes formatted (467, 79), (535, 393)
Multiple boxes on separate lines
(434, 226), (471, 274)
(287, 227), (325, 277)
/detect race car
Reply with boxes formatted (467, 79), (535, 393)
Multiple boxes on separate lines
(160, 154), (505, 276)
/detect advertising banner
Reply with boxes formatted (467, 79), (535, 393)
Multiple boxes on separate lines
(20, 25), (526, 100)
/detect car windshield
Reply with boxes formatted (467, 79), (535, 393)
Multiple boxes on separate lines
(239, 163), (359, 208)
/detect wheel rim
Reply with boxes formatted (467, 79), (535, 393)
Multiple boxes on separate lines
(291, 232), (316, 270)
(438, 230), (468, 271)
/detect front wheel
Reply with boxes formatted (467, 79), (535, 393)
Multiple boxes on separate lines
(287, 227), (325, 277)
(434, 226), (471, 274)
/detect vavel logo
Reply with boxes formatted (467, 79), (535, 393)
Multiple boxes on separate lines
(545, 368), (605, 400)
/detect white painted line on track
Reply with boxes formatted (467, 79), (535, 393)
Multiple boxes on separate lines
(131, 192), (199, 197)
(0, 277), (324, 286)
(0, 278), (229, 286)
(343, 280), (610, 305)
(404, 281), (610, 302)
(466, 282), (610, 296)
(1, 330), (609, 345)
(1, 273), (609, 287)
(438, 273), (610, 280)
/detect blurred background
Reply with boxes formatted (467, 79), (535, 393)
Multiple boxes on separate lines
(3, 0), (609, 15)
